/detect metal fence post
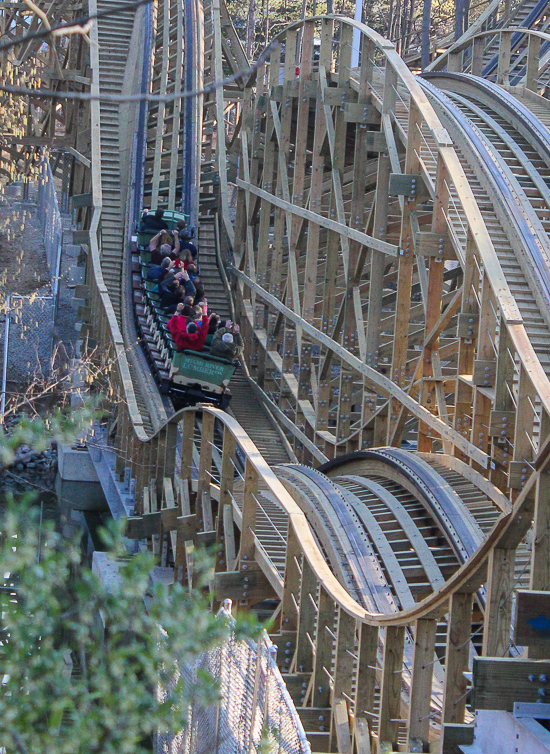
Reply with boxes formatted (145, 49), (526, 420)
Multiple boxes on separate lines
(1, 290), (11, 423)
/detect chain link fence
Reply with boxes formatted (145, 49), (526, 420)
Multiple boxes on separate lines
(0, 154), (62, 417)
(36, 152), (63, 303)
(156, 601), (311, 754)
(0, 294), (55, 395)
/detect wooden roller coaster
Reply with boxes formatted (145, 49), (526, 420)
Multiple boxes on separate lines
(3, 0), (550, 751)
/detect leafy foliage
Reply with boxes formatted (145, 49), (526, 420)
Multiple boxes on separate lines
(0, 504), (259, 753)
(0, 403), (259, 752)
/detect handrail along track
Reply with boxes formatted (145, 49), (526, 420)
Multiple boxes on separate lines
(79, 5), (550, 753)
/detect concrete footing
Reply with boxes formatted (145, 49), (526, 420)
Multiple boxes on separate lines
(58, 444), (99, 482)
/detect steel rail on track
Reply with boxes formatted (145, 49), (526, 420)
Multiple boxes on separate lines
(230, 15), (550, 471)
(124, 404), (549, 747)
(426, 0), (550, 73)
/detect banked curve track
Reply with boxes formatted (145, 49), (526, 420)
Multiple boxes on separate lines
(82, 6), (550, 754)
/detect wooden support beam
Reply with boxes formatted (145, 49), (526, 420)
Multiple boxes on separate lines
(236, 178), (399, 257)
(239, 458), (259, 563)
(295, 558), (318, 674)
(472, 657), (550, 711)
(482, 547), (516, 657)
(407, 618), (437, 749)
(443, 592), (473, 723)
(378, 625), (405, 748)
(232, 267), (489, 466)
(196, 411), (215, 532)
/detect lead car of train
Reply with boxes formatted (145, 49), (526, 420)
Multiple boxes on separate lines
(131, 209), (235, 409)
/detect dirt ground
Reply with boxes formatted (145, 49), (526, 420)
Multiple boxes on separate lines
(0, 195), (50, 303)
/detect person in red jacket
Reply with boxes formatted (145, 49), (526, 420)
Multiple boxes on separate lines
(168, 311), (210, 352)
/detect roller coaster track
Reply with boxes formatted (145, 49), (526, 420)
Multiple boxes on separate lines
(426, 0), (550, 74)
(72, 2), (550, 752)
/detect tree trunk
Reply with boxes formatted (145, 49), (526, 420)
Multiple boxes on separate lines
(421, 0), (431, 70)
(463, 0), (470, 35)
(246, 0), (256, 59)
(455, 0), (464, 40)
(407, 0), (415, 53)
(401, 0), (409, 54)
(363, 0), (373, 26)
(387, 0), (394, 41)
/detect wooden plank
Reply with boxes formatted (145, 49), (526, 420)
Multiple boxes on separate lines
(482, 547), (515, 658)
(472, 657), (550, 711)
(343, 102), (380, 125)
(212, 0), (235, 246)
(197, 411), (215, 531)
(355, 622), (378, 718)
(232, 267), (489, 466)
(214, 567), (276, 603)
(126, 512), (196, 540)
(333, 607), (356, 703)
(295, 558), (318, 674)
(388, 173), (429, 199)
(408, 618), (437, 748)
(236, 178), (398, 257)
(313, 586), (335, 708)
(515, 590), (550, 648)
(239, 458), (259, 563)
(378, 625), (405, 748)
(219, 427), (237, 570)
(415, 231), (454, 259)
(443, 592), (473, 723)
(281, 523), (302, 634)
(333, 698), (352, 754)
(353, 718), (371, 754)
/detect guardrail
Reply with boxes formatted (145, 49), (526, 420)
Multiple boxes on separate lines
(425, 0), (541, 72)
(433, 26), (550, 90)
(122, 402), (550, 752)
(227, 15), (550, 480)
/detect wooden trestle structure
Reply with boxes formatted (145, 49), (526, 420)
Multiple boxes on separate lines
(4, 0), (550, 752)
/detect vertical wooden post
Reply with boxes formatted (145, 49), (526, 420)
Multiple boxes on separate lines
(355, 622), (378, 720)
(180, 410), (195, 483)
(297, 21), (322, 421)
(281, 523), (302, 635)
(163, 419), (178, 481)
(115, 404), (128, 477)
(471, 36), (484, 77)
(526, 33), (541, 92)
(313, 586), (335, 708)
(418, 157), (450, 453)
(155, 426), (167, 501)
(295, 558), (318, 673)
(378, 625), (405, 749)
(407, 618), (437, 749)
(333, 608), (356, 703)
(216, 426), (236, 571)
(388, 97), (422, 445)
(442, 592), (473, 723)
(239, 458), (259, 563)
(482, 547), (515, 657)
(331, 608), (355, 753)
(197, 411), (215, 532)
(447, 50), (463, 72)
(529, 470), (550, 658)
(497, 31), (512, 86)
